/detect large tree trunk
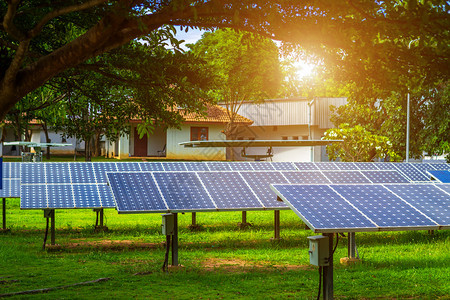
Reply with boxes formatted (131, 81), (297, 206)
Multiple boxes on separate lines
(42, 122), (52, 160)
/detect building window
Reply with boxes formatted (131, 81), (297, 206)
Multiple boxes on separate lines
(292, 136), (299, 140)
(281, 136), (288, 140)
(191, 127), (209, 141)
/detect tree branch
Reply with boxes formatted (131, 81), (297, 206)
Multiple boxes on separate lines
(2, 0), (26, 40)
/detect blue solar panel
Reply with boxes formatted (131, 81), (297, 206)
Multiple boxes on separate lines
(163, 162), (188, 172)
(336, 162), (358, 170)
(427, 170), (450, 183)
(153, 172), (215, 210)
(412, 163), (439, 175)
(294, 162), (319, 171)
(97, 185), (116, 207)
(206, 162), (232, 171)
(2, 161), (8, 179)
(385, 184), (450, 227)
(240, 171), (288, 208)
(70, 162), (95, 183)
(47, 185), (74, 208)
(20, 185), (46, 209)
(185, 162), (209, 171)
(436, 184), (450, 194)
(271, 162), (297, 170)
(361, 170), (410, 183)
(315, 162), (339, 170)
(392, 163), (430, 182)
(116, 162), (140, 172)
(271, 184), (377, 231)
(107, 172), (167, 212)
(375, 163), (398, 170)
(46, 163), (71, 184)
(0, 179), (20, 198)
(73, 185), (102, 208)
(229, 162), (253, 171)
(250, 162), (275, 170)
(282, 171), (330, 184)
(92, 162), (117, 183)
(323, 171), (371, 184)
(140, 162), (164, 171)
(330, 185), (437, 228)
(354, 162), (380, 170)
(21, 163), (45, 184)
(10, 162), (20, 178)
(197, 172), (262, 209)
(430, 163), (450, 170)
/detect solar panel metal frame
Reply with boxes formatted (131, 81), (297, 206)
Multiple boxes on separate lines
(271, 183), (448, 233)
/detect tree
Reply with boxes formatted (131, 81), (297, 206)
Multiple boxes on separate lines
(189, 28), (281, 139)
(323, 123), (401, 162)
(2, 1), (447, 122)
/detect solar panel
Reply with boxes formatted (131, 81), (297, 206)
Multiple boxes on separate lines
(229, 162), (253, 171)
(184, 162), (209, 171)
(73, 185), (102, 208)
(271, 184), (377, 232)
(385, 184), (450, 228)
(412, 163), (439, 175)
(315, 162), (339, 170)
(392, 163), (430, 182)
(240, 171), (288, 208)
(354, 162), (380, 170)
(107, 172), (168, 212)
(116, 162), (140, 172)
(271, 183), (445, 232)
(336, 162), (358, 170)
(330, 185), (437, 228)
(322, 171), (371, 184)
(271, 162), (297, 170)
(430, 163), (450, 170)
(361, 170), (410, 183)
(140, 162), (164, 171)
(0, 179), (20, 198)
(46, 163), (71, 184)
(206, 162), (232, 171)
(47, 185), (74, 208)
(196, 172), (263, 209)
(294, 162), (318, 171)
(250, 162), (275, 170)
(21, 163), (45, 184)
(70, 162), (95, 183)
(427, 170), (450, 183)
(282, 171), (330, 184)
(153, 172), (216, 210)
(375, 162), (398, 170)
(162, 162), (188, 172)
(20, 185), (46, 209)
(436, 184), (450, 194)
(92, 162), (117, 183)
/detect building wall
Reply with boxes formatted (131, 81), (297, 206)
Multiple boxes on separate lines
(166, 124), (226, 161)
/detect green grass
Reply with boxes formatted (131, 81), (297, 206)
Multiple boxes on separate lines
(0, 198), (449, 299)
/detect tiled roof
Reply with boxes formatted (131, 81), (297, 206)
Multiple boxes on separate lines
(180, 105), (253, 124)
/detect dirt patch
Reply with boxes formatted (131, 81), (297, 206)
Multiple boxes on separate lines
(201, 258), (310, 273)
(63, 239), (162, 250)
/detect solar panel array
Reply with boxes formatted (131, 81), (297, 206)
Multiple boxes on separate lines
(271, 183), (450, 233)
(0, 162), (21, 198)
(17, 161), (450, 211)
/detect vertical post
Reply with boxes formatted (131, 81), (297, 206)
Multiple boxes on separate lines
(50, 209), (55, 245)
(274, 210), (280, 240)
(192, 212), (196, 227)
(99, 208), (104, 227)
(242, 211), (247, 224)
(171, 213), (178, 266)
(348, 232), (356, 259)
(406, 92), (410, 162)
(2, 198), (6, 230)
(322, 233), (334, 300)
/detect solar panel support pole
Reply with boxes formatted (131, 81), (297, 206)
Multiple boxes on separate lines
(44, 209), (56, 246)
(348, 232), (356, 259)
(273, 210), (281, 240)
(322, 233), (334, 300)
(171, 213), (179, 266)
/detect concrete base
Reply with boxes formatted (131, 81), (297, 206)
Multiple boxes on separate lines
(340, 257), (362, 265)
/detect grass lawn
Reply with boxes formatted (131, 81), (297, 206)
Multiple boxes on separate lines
(0, 197), (449, 299)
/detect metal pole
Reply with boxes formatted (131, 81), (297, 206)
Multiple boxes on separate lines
(50, 209), (55, 245)
(348, 232), (356, 259)
(192, 212), (196, 227)
(171, 213), (178, 266)
(406, 93), (410, 162)
(2, 198), (6, 230)
(322, 233), (334, 300)
(100, 208), (104, 227)
(274, 210), (280, 240)
(242, 211), (247, 224)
